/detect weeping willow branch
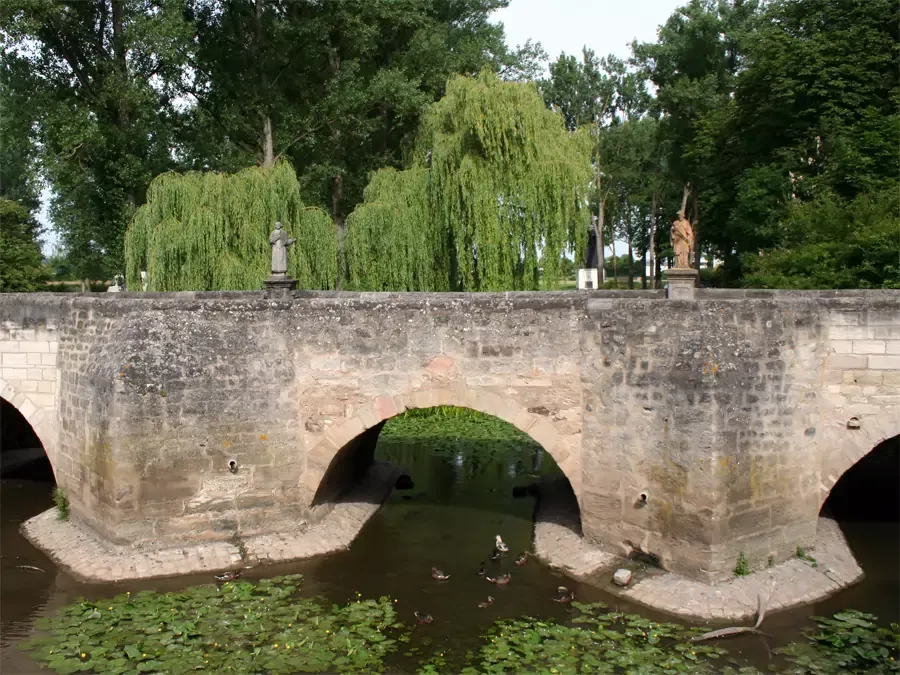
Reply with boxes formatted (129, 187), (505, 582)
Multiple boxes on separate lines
(124, 161), (337, 291)
(344, 70), (593, 292)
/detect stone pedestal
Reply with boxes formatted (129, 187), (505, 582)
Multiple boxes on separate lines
(264, 274), (297, 298)
(666, 268), (698, 300)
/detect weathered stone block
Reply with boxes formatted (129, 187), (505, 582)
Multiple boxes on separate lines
(869, 355), (900, 370)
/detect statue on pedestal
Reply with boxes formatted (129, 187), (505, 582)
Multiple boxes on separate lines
(671, 185), (694, 269)
(269, 221), (296, 275)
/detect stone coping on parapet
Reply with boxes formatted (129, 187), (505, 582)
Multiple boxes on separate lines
(21, 462), (401, 583)
(532, 480), (864, 622)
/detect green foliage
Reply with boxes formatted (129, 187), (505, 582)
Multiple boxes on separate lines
(419, 603), (731, 674)
(734, 552), (750, 577)
(381, 406), (537, 444)
(742, 187), (900, 289)
(52, 487), (69, 521)
(124, 162), (337, 291)
(776, 611), (900, 674)
(1, 0), (194, 280)
(345, 71), (592, 291)
(795, 546), (818, 568)
(0, 199), (46, 292)
(20, 575), (407, 674)
(343, 168), (444, 291)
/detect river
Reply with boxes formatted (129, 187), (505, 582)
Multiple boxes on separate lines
(1, 432), (897, 673)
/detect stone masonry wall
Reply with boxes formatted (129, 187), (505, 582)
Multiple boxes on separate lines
(0, 290), (897, 583)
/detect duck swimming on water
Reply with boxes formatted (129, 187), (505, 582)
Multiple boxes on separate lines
(553, 586), (575, 603)
(476, 562), (486, 576)
(514, 552), (529, 566)
(477, 596), (495, 608)
(494, 535), (509, 553)
(215, 571), (241, 583)
(431, 567), (451, 581)
(486, 572), (511, 585)
(414, 612), (434, 624)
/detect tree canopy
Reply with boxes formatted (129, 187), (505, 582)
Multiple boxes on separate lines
(344, 71), (592, 292)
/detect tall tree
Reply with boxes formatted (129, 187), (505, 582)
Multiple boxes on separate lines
(184, 0), (536, 242)
(344, 71), (592, 292)
(0, 0), (193, 282)
(0, 55), (45, 291)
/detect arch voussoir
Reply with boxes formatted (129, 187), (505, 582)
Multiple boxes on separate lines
(0, 377), (59, 474)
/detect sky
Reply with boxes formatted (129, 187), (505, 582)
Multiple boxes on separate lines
(493, 0), (683, 67)
(39, 0), (685, 257)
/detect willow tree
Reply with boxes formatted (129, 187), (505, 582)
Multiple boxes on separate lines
(125, 162), (337, 291)
(344, 70), (593, 291)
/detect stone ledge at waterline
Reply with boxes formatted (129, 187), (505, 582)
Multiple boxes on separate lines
(532, 479), (864, 622)
(2, 289), (899, 585)
(21, 462), (401, 583)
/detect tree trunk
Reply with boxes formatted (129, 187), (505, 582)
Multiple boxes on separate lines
(611, 236), (617, 288)
(333, 173), (345, 243)
(255, 0), (275, 168)
(641, 252), (647, 289)
(627, 235), (634, 289)
(692, 192), (701, 271)
(596, 172), (605, 283)
(262, 115), (275, 168)
(649, 191), (658, 289)
(655, 255), (662, 288)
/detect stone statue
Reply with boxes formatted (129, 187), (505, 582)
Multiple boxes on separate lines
(269, 221), (296, 275)
(671, 209), (694, 269)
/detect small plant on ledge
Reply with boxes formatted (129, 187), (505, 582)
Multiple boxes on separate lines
(795, 545), (818, 567)
(52, 487), (69, 521)
(734, 551), (750, 577)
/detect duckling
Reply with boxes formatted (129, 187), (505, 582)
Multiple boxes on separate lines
(553, 586), (575, 603)
(490, 549), (503, 561)
(476, 562), (486, 576)
(493, 572), (511, 585)
(414, 611), (434, 625)
(215, 570), (241, 583)
(494, 535), (509, 553)
(514, 552), (529, 566)
(431, 567), (451, 581)
(477, 595), (495, 608)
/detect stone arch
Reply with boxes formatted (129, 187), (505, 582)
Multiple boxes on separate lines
(817, 404), (900, 512)
(0, 377), (59, 478)
(303, 384), (583, 506)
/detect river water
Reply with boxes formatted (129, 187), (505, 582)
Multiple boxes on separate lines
(1, 435), (897, 673)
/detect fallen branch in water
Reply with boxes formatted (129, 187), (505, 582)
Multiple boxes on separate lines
(690, 581), (776, 642)
(17, 565), (46, 573)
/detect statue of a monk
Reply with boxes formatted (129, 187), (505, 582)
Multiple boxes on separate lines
(670, 209), (694, 269)
(269, 221), (296, 275)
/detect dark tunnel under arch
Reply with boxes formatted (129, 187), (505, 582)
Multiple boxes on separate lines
(1, 396), (55, 482)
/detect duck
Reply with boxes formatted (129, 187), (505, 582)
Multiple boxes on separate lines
(490, 549), (503, 561)
(494, 535), (509, 553)
(414, 611), (434, 625)
(431, 567), (451, 581)
(553, 586), (575, 603)
(487, 572), (511, 585)
(477, 596), (495, 608)
(215, 570), (241, 583)
(476, 562), (486, 576)
(514, 552), (529, 566)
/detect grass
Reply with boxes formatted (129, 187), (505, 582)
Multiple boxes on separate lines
(52, 487), (69, 521)
(734, 551), (750, 577)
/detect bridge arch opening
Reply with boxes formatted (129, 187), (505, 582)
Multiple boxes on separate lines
(310, 403), (582, 534)
(1, 396), (55, 483)
(821, 435), (899, 524)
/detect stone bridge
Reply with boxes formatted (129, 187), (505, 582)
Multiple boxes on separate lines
(1, 290), (898, 584)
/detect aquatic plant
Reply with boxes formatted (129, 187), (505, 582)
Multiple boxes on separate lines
(776, 610), (899, 674)
(52, 487), (69, 521)
(417, 602), (730, 674)
(20, 574), (407, 674)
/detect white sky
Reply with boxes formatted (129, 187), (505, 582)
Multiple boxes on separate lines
(39, 0), (684, 258)
(493, 0), (683, 68)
